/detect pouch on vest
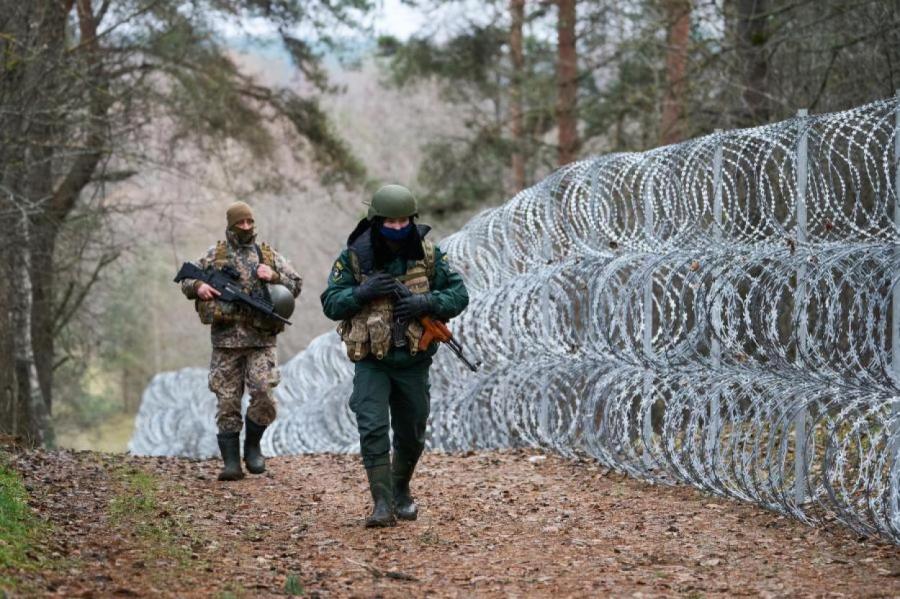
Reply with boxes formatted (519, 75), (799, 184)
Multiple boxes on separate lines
(250, 312), (285, 335)
(196, 298), (244, 326)
(248, 243), (286, 335)
(366, 299), (393, 360)
(339, 311), (370, 361)
(337, 239), (436, 361)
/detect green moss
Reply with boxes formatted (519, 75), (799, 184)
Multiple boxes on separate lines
(0, 460), (33, 570)
(284, 573), (304, 596)
(108, 469), (158, 521)
(108, 467), (205, 571)
(0, 451), (55, 593)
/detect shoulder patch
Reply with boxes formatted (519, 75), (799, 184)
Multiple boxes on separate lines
(330, 260), (344, 282)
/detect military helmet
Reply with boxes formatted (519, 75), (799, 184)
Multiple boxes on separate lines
(267, 284), (295, 320)
(369, 185), (418, 218)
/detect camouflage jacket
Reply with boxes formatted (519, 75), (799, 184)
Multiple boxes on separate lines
(181, 229), (302, 348)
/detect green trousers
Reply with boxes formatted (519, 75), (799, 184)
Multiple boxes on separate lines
(349, 358), (431, 469)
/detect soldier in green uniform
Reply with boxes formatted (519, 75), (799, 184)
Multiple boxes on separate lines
(320, 185), (469, 527)
(181, 201), (302, 481)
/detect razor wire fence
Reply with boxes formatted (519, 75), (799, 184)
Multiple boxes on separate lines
(132, 94), (900, 543)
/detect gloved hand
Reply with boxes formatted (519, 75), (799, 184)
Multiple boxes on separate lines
(394, 293), (434, 321)
(353, 273), (396, 304)
(391, 280), (412, 299)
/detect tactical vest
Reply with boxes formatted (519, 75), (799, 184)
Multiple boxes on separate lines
(196, 241), (281, 333)
(337, 240), (436, 362)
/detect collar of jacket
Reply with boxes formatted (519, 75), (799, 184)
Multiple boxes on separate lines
(349, 224), (431, 275)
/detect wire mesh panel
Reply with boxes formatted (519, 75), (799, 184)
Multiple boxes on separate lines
(131, 97), (900, 543)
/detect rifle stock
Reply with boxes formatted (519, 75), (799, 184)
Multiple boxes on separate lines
(417, 315), (479, 372)
(391, 283), (478, 371)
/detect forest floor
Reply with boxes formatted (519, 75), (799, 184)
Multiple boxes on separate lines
(2, 447), (900, 598)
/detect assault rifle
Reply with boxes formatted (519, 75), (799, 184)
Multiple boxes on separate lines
(174, 262), (292, 326)
(393, 285), (479, 372)
(417, 316), (479, 372)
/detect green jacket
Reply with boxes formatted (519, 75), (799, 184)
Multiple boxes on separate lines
(320, 228), (469, 369)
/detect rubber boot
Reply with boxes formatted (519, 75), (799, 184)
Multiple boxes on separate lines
(392, 453), (419, 521)
(364, 464), (396, 528)
(243, 418), (267, 475)
(217, 432), (245, 481)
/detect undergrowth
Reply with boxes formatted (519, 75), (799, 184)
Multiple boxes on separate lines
(108, 467), (208, 579)
(0, 449), (50, 592)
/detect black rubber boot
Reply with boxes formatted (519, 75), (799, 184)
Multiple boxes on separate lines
(365, 464), (396, 528)
(392, 453), (419, 521)
(243, 418), (267, 475)
(217, 432), (245, 481)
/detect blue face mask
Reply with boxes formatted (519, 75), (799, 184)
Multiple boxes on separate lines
(380, 223), (414, 241)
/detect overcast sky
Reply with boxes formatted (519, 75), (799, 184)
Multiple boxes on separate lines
(375, 0), (427, 40)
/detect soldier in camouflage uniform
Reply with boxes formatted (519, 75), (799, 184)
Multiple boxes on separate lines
(320, 185), (469, 527)
(181, 201), (302, 481)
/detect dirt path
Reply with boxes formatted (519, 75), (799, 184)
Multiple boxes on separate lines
(5, 448), (900, 597)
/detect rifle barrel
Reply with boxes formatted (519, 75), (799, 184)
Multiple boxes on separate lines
(448, 343), (479, 372)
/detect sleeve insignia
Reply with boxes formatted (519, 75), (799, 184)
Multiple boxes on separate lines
(331, 260), (343, 281)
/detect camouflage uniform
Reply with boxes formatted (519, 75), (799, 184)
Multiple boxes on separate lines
(181, 228), (302, 434)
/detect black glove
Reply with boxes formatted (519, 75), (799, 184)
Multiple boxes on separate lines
(394, 293), (434, 321)
(392, 280), (413, 299)
(353, 273), (396, 304)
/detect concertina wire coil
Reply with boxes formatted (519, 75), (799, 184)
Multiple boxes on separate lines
(131, 97), (900, 544)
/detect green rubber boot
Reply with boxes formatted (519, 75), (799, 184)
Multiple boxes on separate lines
(243, 418), (267, 475)
(364, 464), (396, 528)
(216, 432), (245, 481)
(392, 453), (419, 521)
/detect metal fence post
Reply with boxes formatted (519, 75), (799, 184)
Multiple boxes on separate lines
(538, 186), (555, 439)
(892, 90), (900, 385)
(794, 108), (810, 504)
(707, 135), (724, 457)
(641, 167), (656, 467)
(891, 89), (900, 529)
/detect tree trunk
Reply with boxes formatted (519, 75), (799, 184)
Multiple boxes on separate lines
(30, 0), (107, 441)
(660, 0), (691, 145)
(730, 0), (770, 125)
(0, 0), (62, 444)
(509, 0), (527, 192)
(11, 213), (50, 447)
(0, 0), (105, 445)
(0, 6), (22, 439)
(30, 221), (57, 418)
(556, 0), (579, 166)
(23, 0), (68, 430)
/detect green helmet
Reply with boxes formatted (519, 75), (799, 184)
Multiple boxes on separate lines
(267, 284), (295, 321)
(369, 185), (418, 218)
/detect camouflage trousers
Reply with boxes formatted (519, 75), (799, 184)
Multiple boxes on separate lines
(209, 346), (280, 434)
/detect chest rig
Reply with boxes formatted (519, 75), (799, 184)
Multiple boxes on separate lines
(196, 240), (279, 331)
(337, 238), (436, 362)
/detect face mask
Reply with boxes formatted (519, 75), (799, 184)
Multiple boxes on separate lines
(233, 227), (255, 244)
(380, 223), (413, 241)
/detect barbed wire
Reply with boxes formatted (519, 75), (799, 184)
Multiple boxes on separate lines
(131, 96), (900, 543)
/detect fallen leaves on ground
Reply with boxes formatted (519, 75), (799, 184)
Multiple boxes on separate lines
(4, 447), (900, 597)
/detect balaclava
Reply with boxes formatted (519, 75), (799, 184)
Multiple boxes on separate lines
(226, 201), (255, 244)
